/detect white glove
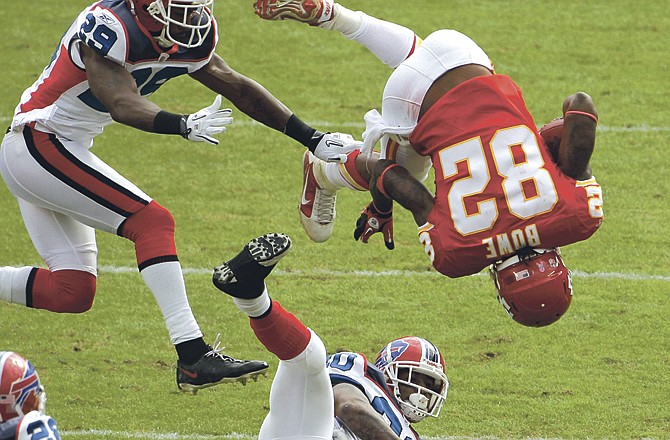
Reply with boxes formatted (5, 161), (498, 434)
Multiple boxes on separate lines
(183, 95), (233, 145)
(313, 132), (362, 163)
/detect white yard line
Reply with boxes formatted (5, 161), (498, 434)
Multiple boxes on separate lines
(96, 265), (670, 282)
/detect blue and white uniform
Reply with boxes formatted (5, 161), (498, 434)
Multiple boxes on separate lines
(328, 352), (418, 440)
(0, 411), (60, 440)
(1, 0), (217, 272)
(11, 0), (217, 147)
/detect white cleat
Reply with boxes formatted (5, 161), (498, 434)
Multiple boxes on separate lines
(299, 151), (337, 242)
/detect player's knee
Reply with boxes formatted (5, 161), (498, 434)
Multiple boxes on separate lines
(118, 201), (177, 265)
(119, 201), (175, 242)
(304, 331), (328, 375)
(51, 270), (97, 313)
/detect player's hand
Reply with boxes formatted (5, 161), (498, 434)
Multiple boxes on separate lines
(313, 132), (361, 163)
(354, 202), (394, 250)
(182, 95), (233, 145)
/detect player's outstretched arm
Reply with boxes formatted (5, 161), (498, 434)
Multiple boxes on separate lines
(190, 53), (293, 132)
(333, 383), (403, 440)
(191, 53), (359, 161)
(559, 92), (598, 180)
(81, 44), (163, 132)
(82, 45), (232, 145)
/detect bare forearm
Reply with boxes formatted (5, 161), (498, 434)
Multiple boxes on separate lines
(337, 401), (401, 440)
(371, 159), (434, 226)
(559, 92), (598, 180)
(191, 58), (291, 131)
(81, 44), (166, 132)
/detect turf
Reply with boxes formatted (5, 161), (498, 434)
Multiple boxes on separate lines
(1, 1), (668, 439)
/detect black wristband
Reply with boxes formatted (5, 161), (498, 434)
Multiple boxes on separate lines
(284, 114), (324, 151)
(154, 110), (187, 137)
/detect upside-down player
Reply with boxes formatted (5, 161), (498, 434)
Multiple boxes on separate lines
(212, 233), (449, 440)
(255, 0), (604, 327)
(0, 0), (359, 393)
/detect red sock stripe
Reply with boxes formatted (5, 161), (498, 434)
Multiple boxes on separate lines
(24, 126), (149, 217)
(344, 150), (370, 190)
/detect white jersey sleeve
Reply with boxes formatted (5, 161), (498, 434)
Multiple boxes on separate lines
(16, 411), (61, 440)
(75, 5), (129, 67)
(327, 352), (419, 440)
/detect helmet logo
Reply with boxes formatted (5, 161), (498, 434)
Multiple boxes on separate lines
(0, 358), (40, 418)
(375, 339), (409, 369)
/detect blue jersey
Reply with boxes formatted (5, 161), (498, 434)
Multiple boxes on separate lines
(327, 352), (419, 440)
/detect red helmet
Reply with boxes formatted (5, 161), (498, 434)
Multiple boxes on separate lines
(374, 336), (448, 423)
(490, 248), (573, 327)
(0, 352), (45, 422)
(127, 0), (214, 48)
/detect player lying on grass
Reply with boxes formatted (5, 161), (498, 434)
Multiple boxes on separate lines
(212, 233), (448, 440)
(255, 0), (604, 327)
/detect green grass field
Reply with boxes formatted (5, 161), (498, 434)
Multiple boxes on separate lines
(1, 1), (669, 439)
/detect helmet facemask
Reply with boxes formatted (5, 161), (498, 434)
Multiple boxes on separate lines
(386, 361), (448, 422)
(374, 337), (449, 423)
(145, 0), (214, 48)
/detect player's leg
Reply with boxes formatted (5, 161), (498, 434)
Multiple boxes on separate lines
(299, 149), (374, 242)
(213, 233), (333, 440)
(0, 198), (97, 313)
(0, 126), (268, 391)
(258, 330), (333, 440)
(255, 0), (419, 68)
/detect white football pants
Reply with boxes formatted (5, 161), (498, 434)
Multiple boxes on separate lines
(259, 330), (334, 440)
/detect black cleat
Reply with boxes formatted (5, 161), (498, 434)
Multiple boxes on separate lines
(176, 336), (269, 394)
(213, 233), (292, 298)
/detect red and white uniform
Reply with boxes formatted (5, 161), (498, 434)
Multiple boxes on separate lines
(0, 0), (217, 271)
(409, 74), (604, 278)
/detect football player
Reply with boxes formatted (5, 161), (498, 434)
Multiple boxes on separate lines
(0, 0), (359, 393)
(212, 233), (449, 440)
(0, 352), (60, 440)
(254, 0), (604, 327)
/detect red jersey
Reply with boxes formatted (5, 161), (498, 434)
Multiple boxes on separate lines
(409, 75), (603, 278)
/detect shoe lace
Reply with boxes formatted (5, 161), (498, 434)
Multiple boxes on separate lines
(314, 189), (336, 223)
(204, 333), (241, 363)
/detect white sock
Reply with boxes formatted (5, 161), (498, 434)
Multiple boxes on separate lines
(320, 4), (362, 34)
(321, 162), (363, 191)
(326, 5), (418, 68)
(140, 261), (203, 344)
(233, 286), (272, 318)
(0, 266), (33, 305)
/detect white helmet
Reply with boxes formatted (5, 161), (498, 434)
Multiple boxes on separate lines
(374, 336), (448, 423)
(128, 0), (214, 48)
